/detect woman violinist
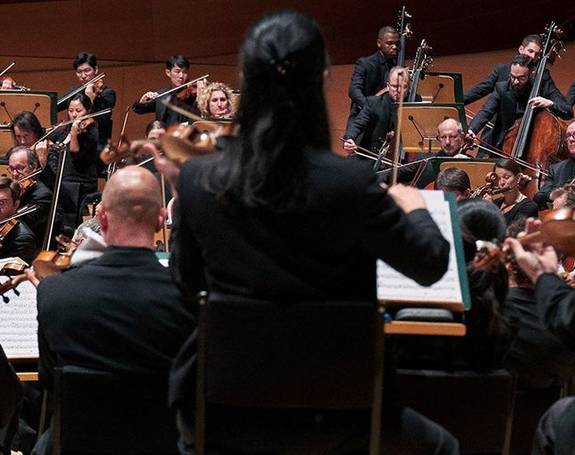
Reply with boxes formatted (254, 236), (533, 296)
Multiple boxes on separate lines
(48, 93), (99, 230)
(489, 158), (538, 225)
(196, 82), (234, 119)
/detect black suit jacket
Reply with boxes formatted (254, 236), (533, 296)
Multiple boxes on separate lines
(464, 63), (557, 105)
(37, 246), (194, 390)
(21, 181), (52, 245)
(533, 157), (575, 208)
(132, 87), (200, 126)
(345, 94), (395, 152)
(348, 51), (395, 119)
(469, 79), (573, 148)
(0, 221), (37, 264)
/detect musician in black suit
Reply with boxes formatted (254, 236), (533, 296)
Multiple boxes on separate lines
(0, 177), (37, 264)
(346, 26), (399, 128)
(57, 53), (116, 151)
(464, 34), (551, 105)
(506, 223), (575, 454)
(32, 166), (194, 454)
(468, 54), (572, 150)
(533, 121), (575, 208)
(166, 11), (457, 454)
(132, 55), (202, 126)
(343, 66), (413, 155)
(6, 147), (52, 245)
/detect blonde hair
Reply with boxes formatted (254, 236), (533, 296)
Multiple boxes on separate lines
(197, 82), (233, 118)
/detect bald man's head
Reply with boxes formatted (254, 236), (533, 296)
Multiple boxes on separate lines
(100, 166), (163, 241)
(437, 118), (464, 156)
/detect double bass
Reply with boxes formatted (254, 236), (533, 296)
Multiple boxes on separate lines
(502, 22), (568, 197)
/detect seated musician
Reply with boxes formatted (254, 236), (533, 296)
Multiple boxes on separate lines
(503, 218), (575, 390)
(132, 55), (203, 125)
(167, 11), (457, 454)
(196, 81), (234, 119)
(343, 66), (416, 156)
(505, 221), (575, 453)
(58, 52), (116, 151)
(550, 182), (575, 210)
(346, 25), (400, 128)
(48, 93), (99, 230)
(145, 120), (166, 140)
(6, 146), (52, 244)
(468, 54), (572, 150)
(533, 121), (575, 209)
(487, 158), (538, 226)
(382, 118), (469, 188)
(0, 176), (37, 264)
(32, 166), (194, 455)
(435, 167), (471, 201)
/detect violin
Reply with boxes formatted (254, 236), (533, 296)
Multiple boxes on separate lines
(76, 117), (95, 133)
(0, 76), (30, 91)
(470, 172), (500, 198)
(474, 207), (575, 270)
(0, 205), (39, 248)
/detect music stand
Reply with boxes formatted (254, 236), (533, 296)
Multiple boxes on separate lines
(399, 103), (466, 154)
(417, 72), (464, 104)
(0, 91), (57, 156)
(432, 157), (498, 190)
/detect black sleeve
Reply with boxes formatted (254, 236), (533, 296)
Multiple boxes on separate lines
(535, 273), (575, 349)
(98, 87), (116, 110)
(464, 65), (500, 105)
(567, 80), (575, 107)
(0, 345), (22, 427)
(533, 164), (558, 208)
(544, 79), (574, 120)
(132, 99), (156, 115)
(515, 199), (539, 220)
(344, 98), (374, 140)
(1, 227), (37, 265)
(348, 58), (368, 108)
(22, 185), (52, 234)
(469, 89), (500, 134)
(358, 174), (450, 286)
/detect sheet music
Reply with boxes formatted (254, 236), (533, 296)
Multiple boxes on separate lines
(377, 190), (464, 305)
(0, 281), (38, 359)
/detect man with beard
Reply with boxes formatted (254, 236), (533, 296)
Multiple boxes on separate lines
(468, 54), (572, 150)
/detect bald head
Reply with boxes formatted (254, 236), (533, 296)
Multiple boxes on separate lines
(100, 166), (164, 245)
(437, 118), (464, 156)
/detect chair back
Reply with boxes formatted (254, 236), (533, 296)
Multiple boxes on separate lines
(202, 295), (379, 409)
(398, 368), (515, 454)
(53, 365), (179, 454)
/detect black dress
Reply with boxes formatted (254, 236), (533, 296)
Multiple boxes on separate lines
(495, 196), (539, 226)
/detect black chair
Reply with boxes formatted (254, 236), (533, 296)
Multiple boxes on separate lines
(52, 365), (179, 455)
(194, 293), (385, 455)
(398, 368), (516, 455)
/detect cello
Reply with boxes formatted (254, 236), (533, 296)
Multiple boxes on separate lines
(502, 22), (568, 197)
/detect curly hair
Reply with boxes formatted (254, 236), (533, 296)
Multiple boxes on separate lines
(197, 82), (233, 118)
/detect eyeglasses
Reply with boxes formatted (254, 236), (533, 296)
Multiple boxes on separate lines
(8, 165), (27, 173)
(567, 133), (575, 140)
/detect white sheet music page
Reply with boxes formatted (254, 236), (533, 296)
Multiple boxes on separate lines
(0, 279), (38, 359)
(377, 190), (463, 307)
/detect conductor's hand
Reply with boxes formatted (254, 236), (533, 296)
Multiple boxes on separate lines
(139, 91), (159, 103)
(387, 184), (426, 214)
(343, 138), (357, 156)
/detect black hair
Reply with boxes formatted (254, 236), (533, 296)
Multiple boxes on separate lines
(495, 158), (522, 176)
(166, 55), (190, 70)
(6, 146), (40, 169)
(11, 111), (44, 140)
(511, 53), (536, 70)
(73, 52), (97, 70)
(436, 167), (471, 193)
(0, 176), (21, 203)
(521, 34), (542, 48)
(203, 10), (331, 211)
(378, 26), (399, 37)
(68, 93), (92, 112)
